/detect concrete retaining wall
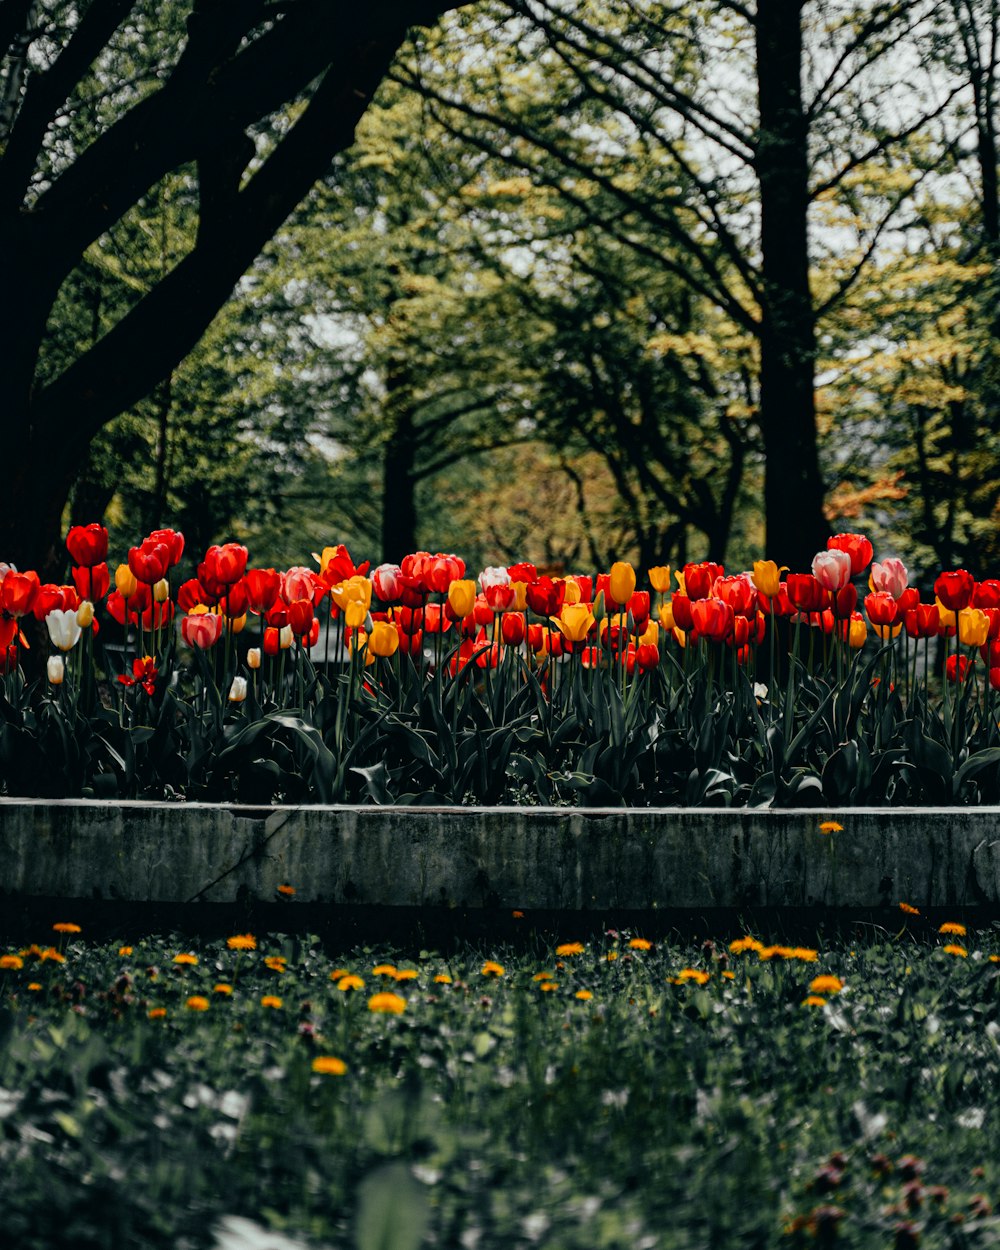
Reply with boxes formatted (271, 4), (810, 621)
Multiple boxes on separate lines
(3, 800), (1000, 911)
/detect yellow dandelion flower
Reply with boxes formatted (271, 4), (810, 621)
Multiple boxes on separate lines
(722, 970), (735, 980)
(939, 922), (967, 937)
(556, 942), (585, 956)
(539, 981), (558, 991)
(260, 995), (283, 1009)
(0, 955), (24, 970)
(791, 948), (819, 962)
(40, 948), (64, 963)
(148, 1007), (167, 1019)
(312, 1056), (347, 1076)
(729, 936), (764, 955)
(368, 992), (407, 1014)
(264, 956), (287, 972)
(276, 884), (296, 897)
(372, 963), (398, 977)
(394, 969), (419, 982)
(899, 902), (920, 916)
(533, 971), (556, 982)
(434, 973), (453, 984)
(990, 955), (1000, 964)
(172, 953), (198, 966)
(118, 946), (133, 956)
(185, 996), (209, 1011)
(803, 995), (827, 1007)
(675, 968), (710, 985)
(52, 922), (81, 934)
(512, 910), (525, 919)
(336, 974), (364, 992)
(943, 944), (968, 958)
(226, 934), (257, 951)
(606, 951), (618, 962)
(481, 961), (505, 977)
(574, 989), (593, 1000)
(213, 983), (233, 995)
(759, 945), (795, 961)
(629, 938), (652, 951)
(27, 982), (42, 992)
(329, 967), (350, 980)
(809, 975), (844, 995)
(20, 945), (42, 958)
(819, 821), (843, 834)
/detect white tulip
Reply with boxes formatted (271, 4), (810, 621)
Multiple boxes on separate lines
(45, 608), (82, 652)
(228, 676), (248, 703)
(47, 655), (65, 684)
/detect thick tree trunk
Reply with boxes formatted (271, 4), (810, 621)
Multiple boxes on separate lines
(756, 0), (828, 572)
(381, 407), (419, 564)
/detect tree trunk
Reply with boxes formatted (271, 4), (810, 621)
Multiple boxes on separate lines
(756, 0), (828, 572)
(380, 406), (419, 564)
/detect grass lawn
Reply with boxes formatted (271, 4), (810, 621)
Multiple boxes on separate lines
(1, 917), (998, 1249)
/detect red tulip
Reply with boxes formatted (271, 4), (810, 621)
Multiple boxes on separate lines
(203, 543), (249, 587)
(636, 642), (660, 672)
(245, 568), (280, 614)
(501, 613), (526, 646)
(690, 597), (733, 642)
(181, 612), (224, 649)
(946, 653), (971, 683)
(148, 528), (184, 566)
(72, 562), (110, 602)
(934, 569), (975, 612)
(32, 583), (78, 620)
(507, 561), (537, 583)
(827, 532), (873, 576)
(0, 570), (39, 618)
(141, 599), (175, 630)
(864, 591), (900, 626)
(973, 579), (1000, 609)
(670, 593), (694, 632)
(526, 576), (565, 617)
(287, 598), (315, 636)
(904, 603), (939, 638)
(221, 580), (249, 619)
(714, 575), (757, 618)
(0, 643), (18, 674)
(831, 584), (858, 618)
(66, 523), (108, 568)
(177, 579), (209, 613)
(626, 590), (651, 629)
(128, 539), (170, 585)
(423, 603), (452, 634)
(683, 561), (724, 601)
(785, 573), (826, 613)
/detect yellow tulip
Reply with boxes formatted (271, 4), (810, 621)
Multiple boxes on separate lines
(870, 621), (902, 642)
(331, 575), (372, 612)
(958, 607), (989, 648)
(561, 578), (582, 606)
(935, 597), (957, 629)
(553, 603), (596, 643)
(658, 602), (674, 631)
(345, 601), (367, 629)
(76, 600), (94, 628)
(648, 566), (672, 594)
(609, 561), (636, 605)
(848, 616), (867, 648)
(511, 580), (528, 612)
(152, 578), (170, 603)
(752, 560), (783, 599)
(228, 613), (247, 635)
(115, 564), (138, 598)
(447, 579), (477, 619)
(368, 620), (400, 658)
(639, 620), (660, 647)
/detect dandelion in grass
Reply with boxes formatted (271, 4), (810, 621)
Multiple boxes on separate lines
(434, 974), (452, 984)
(791, 948), (819, 962)
(261, 996), (283, 1009)
(990, 956), (1000, 964)
(27, 982), (41, 992)
(606, 951), (619, 962)
(172, 953), (198, 966)
(481, 961), (505, 977)
(539, 981), (558, 992)
(819, 821), (843, 835)
(556, 942), (585, 956)
(336, 974), (364, 992)
(729, 937), (763, 955)
(943, 944), (968, 958)
(214, 983), (233, 995)
(52, 923), (81, 934)
(533, 972), (556, 982)
(119, 946), (133, 956)
(629, 938), (652, 951)
(803, 996), (827, 1007)
(368, 992), (406, 1014)
(512, 910), (525, 920)
(809, 975), (844, 995)
(276, 884), (295, 897)
(40, 948), (64, 963)
(759, 945), (796, 961)
(372, 963), (398, 977)
(722, 970), (735, 980)
(264, 956), (286, 972)
(899, 903), (920, 916)
(226, 934), (256, 951)
(0, 955), (23, 970)
(312, 1056), (347, 1076)
(148, 1007), (167, 1019)
(939, 922), (967, 936)
(575, 989), (593, 1001)
(185, 996), (209, 1011)
(394, 969), (419, 982)
(674, 969), (710, 985)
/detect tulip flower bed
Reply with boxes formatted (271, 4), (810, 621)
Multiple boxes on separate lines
(2, 922), (1000, 1249)
(2, 526), (1000, 805)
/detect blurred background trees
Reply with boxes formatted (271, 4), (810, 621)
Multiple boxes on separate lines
(4, 0), (1000, 578)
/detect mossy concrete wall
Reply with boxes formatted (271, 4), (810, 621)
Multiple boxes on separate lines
(2, 800), (1000, 911)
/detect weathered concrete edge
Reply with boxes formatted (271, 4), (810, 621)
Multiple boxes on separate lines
(3, 800), (1000, 911)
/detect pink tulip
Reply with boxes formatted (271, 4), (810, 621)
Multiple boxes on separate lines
(870, 558), (908, 600)
(810, 549), (852, 592)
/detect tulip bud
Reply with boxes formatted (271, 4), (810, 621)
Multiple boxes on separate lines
(609, 562), (637, 606)
(76, 600), (94, 628)
(152, 578), (170, 603)
(246, 647), (261, 669)
(279, 625), (293, 649)
(115, 564), (138, 598)
(562, 578), (582, 606)
(47, 655), (65, 684)
(228, 676), (248, 703)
